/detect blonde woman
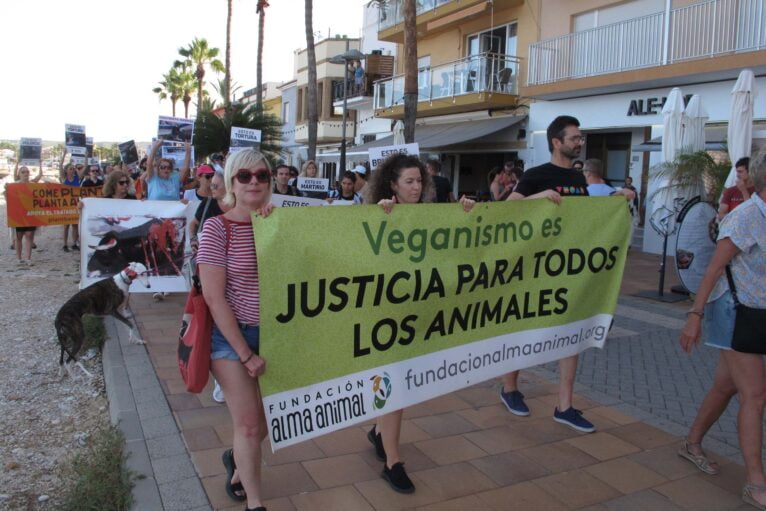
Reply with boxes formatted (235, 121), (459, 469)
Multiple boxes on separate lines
(298, 159), (327, 199)
(197, 149), (273, 511)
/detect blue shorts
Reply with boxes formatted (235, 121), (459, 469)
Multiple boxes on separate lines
(211, 323), (260, 361)
(703, 290), (735, 351)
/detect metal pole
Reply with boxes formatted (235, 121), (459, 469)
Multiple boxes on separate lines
(658, 230), (668, 297)
(661, 0), (671, 65)
(340, 40), (350, 176)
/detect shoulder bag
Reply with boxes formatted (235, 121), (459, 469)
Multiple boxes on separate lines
(725, 265), (766, 355)
(178, 218), (231, 393)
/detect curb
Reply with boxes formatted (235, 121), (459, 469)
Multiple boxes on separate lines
(102, 316), (212, 511)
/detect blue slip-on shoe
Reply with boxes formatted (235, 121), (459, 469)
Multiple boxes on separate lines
(500, 389), (530, 416)
(553, 407), (595, 433)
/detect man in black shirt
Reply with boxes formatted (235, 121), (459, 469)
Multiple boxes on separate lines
(273, 164), (299, 196)
(501, 116), (604, 433)
(426, 159), (454, 203)
(80, 165), (104, 188)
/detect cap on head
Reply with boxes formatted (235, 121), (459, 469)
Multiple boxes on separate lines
(352, 164), (368, 176)
(196, 164), (215, 177)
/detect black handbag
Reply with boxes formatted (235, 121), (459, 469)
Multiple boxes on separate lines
(725, 266), (766, 355)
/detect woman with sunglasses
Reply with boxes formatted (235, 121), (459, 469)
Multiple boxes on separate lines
(364, 154), (475, 494)
(80, 165), (103, 188)
(11, 164), (43, 264)
(197, 149), (273, 511)
(142, 139), (191, 201)
(183, 164), (215, 202)
(102, 170), (136, 199)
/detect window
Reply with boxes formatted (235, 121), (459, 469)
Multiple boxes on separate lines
(297, 89), (304, 122)
(573, 0), (664, 31)
(467, 23), (517, 56)
(282, 101), (291, 123)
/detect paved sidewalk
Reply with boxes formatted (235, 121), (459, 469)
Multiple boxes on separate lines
(108, 251), (758, 511)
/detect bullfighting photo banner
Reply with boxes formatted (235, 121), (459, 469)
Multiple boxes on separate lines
(6, 183), (102, 228)
(252, 198), (631, 449)
(79, 198), (194, 292)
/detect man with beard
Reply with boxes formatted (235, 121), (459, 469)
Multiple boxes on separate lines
(499, 115), (633, 433)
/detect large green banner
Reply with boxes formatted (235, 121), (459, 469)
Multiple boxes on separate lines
(253, 198), (631, 449)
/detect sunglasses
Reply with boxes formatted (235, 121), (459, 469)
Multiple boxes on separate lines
(159, 165), (172, 170)
(234, 168), (271, 184)
(210, 183), (220, 190)
(199, 174), (212, 179)
(117, 180), (128, 185)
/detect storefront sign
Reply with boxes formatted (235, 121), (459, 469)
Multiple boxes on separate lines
(627, 94), (692, 116)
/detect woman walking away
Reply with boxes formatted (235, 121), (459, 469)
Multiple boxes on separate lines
(679, 151), (766, 510)
(364, 154), (475, 493)
(197, 149), (273, 511)
(13, 165), (42, 265)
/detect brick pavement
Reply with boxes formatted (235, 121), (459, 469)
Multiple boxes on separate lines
(121, 251), (759, 510)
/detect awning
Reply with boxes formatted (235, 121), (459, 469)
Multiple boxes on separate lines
(632, 127), (727, 152)
(316, 115), (523, 161)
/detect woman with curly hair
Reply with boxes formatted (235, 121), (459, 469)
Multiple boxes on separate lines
(364, 153), (475, 494)
(102, 170), (136, 199)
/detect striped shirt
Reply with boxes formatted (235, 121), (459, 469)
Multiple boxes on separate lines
(196, 216), (260, 325)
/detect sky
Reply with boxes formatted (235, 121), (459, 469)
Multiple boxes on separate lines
(0, 0), (365, 143)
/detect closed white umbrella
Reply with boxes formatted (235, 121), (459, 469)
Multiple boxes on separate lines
(726, 69), (759, 187)
(392, 120), (405, 145)
(650, 87), (685, 237)
(682, 94), (707, 152)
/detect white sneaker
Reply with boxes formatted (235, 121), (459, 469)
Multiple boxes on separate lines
(212, 381), (225, 403)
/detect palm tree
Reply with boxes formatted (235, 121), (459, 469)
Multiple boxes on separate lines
(212, 77), (242, 105)
(652, 150), (731, 205)
(305, 0), (318, 161)
(176, 69), (198, 119)
(256, 0), (269, 109)
(402, 0), (418, 143)
(152, 69), (182, 117)
(175, 38), (225, 116)
(194, 102), (283, 164)
(224, 0), (233, 107)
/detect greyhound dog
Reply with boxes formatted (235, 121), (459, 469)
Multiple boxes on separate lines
(55, 262), (151, 377)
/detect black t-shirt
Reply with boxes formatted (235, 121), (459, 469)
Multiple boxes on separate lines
(273, 183), (299, 196)
(195, 198), (224, 227)
(80, 177), (103, 188)
(514, 162), (589, 197)
(104, 193), (136, 199)
(432, 175), (452, 203)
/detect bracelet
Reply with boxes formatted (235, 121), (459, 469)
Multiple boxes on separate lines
(240, 352), (255, 365)
(686, 309), (704, 318)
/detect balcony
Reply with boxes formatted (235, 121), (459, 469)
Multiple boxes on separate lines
(331, 54), (395, 109)
(378, 0), (454, 30)
(373, 53), (521, 118)
(526, 0), (766, 98)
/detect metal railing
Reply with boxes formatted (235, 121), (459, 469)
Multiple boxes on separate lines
(528, 0), (765, 85)
(378, 0), (454, 30)
(373, 53), (520, 110)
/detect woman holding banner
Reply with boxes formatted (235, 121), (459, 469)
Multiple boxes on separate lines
(298, 160), (327, 199)
(365, 154), (476, 493)
(142, 140), (191, 201)
(12, 165), (42, 264)
(197, 149), (273, 511)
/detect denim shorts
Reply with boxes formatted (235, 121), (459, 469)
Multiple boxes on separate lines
(211, 323), (260, 361)
(703, 290), (735, 351)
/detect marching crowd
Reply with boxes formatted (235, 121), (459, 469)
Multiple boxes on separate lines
(5, 114), (766, 511)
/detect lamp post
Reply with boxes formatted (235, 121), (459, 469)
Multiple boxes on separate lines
(329, 48), (366, 177)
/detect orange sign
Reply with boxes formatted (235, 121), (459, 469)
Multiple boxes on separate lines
(5, 183), (103, 227)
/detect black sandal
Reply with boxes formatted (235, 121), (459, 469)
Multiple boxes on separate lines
(222, 448), (247, 502)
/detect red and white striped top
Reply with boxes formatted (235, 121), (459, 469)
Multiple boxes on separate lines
(197, 216), (260, 326)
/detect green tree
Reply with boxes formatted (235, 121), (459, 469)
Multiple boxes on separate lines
(653, 150), (731, 205)
(194, 102), (282, 164)
(152, 68), (183, 117)
(175, 38), (225, 116)
(177, 68), (199, 119)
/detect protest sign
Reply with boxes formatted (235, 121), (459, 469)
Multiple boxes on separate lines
(230, 127), (261, 153)
(5, 183), (102, 228)
(252, 198), (631, 449)
(19, 138), (42, 165)
(369, 143), (419, 169)
(80, 198), (193, 292)
(71, 156), (86, 165)
(86, 137), (94, 158)
(296, 177), (329, 193)
(271, 194), (326, 208)
(118, 140), (139, 168)
(88, 157), (100, 166)
(158, 116), (194, 143)
(65, 124), (86, 154)
(161, 144), (194, 169)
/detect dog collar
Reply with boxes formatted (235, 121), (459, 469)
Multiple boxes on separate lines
(119, 271), (132, 285)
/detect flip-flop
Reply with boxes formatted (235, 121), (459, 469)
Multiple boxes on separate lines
(677, 439), (719, 475)
(222, 448), (247, 502)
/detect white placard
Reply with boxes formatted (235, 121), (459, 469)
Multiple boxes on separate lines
(368, 143), (420, 169)
(161, 145), (194, 169)
(271, 194), (326, 208)
(158, 116), (194, 143)
(296, 177), (329, 192)
(71, 156), (86, 165)
(88, 157), (100, 165)
(69, 147), (87, 156)
(65, 124), (86, 154)
(19, 138), (42, 165)
(80, 198), (194, 292)
(230, 126), (262, 153)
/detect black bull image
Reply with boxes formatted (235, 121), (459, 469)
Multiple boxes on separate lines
(87, 218), (186, 277)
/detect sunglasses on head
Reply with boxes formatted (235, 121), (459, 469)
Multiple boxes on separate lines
(234, 168), (270, 184)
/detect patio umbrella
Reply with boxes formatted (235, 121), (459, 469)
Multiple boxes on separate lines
(682, 94), (707, 152)
(725, 69), (759, 187)
(393, 120), (405, 145)
(650, 87), (685, 237)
